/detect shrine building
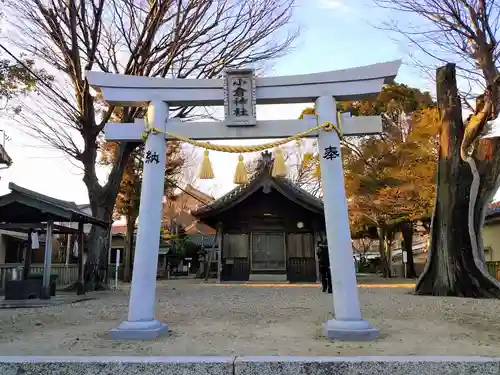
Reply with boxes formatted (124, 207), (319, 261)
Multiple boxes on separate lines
(192, 151), (325, 283)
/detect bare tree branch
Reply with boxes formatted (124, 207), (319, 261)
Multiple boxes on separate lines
(3, 0), (299, 285)
(4, 0), (298, 197)
(374, 0), (499, 98)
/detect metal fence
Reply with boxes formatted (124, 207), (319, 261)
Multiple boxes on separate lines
(2, 261), (497, 291)
(0, 264), (79, 291)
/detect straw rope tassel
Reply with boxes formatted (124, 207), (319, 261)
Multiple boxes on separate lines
(199, 150), (215, 180)
(271, 147), (287, 177)
(233, 154), (249, 185)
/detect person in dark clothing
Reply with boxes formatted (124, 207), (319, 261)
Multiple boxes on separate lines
(317, 240), (332, 293)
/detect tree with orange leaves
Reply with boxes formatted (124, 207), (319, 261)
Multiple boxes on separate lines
(345, 106), (439, 277)
(299, 83), (438, 277)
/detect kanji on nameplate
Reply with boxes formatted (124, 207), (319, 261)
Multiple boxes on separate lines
(224, 69), (256, 127)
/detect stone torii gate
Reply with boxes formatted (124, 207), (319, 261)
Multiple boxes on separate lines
(86, 60), (401, 341)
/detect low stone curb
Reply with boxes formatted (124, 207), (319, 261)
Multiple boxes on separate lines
(235, 356), (500, 375)
(0, 357), (234, 375)
(1, 356), (499, 375)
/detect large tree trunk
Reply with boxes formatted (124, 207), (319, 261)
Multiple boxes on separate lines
(415, 64), (500, 297)
(84, 199), (115, 291)
(400, 221), (416, 278)
(82, 141), (135, 291)
(123, 213), (137, 282)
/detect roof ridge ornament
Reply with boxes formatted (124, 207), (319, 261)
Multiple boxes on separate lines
(261, 150), (273, 166)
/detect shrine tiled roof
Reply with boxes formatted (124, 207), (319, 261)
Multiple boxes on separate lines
(0, 183), (109, 227)
(194, 169), (259, 213)
(192, 151), (323, 218)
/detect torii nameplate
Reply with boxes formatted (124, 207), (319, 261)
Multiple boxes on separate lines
(223, 68), (257, 127)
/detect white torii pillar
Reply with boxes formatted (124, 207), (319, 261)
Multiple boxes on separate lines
(108, 101), (169, 340)
(317, 96), (379, 340)
(86, 60), (400, 341)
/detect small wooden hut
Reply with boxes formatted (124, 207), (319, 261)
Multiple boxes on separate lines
(192, 151), (325, 283)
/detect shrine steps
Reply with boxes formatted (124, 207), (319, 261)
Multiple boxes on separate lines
(248, 273), (288, 283)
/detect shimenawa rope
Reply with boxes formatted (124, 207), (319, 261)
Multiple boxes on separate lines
(141, 112), (343, 184)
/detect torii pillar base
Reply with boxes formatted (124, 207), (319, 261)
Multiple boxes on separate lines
(109, 320), (168, 341)
(324, 319), (380, 341)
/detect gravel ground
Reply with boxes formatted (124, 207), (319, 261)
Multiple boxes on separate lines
(1, 279), (500, 356)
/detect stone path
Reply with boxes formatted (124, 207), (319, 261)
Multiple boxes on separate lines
(0, 279), (499, 356)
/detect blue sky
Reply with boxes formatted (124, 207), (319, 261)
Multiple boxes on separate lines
(0, 0), (492, 206)
(276, 0), (429, 88)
